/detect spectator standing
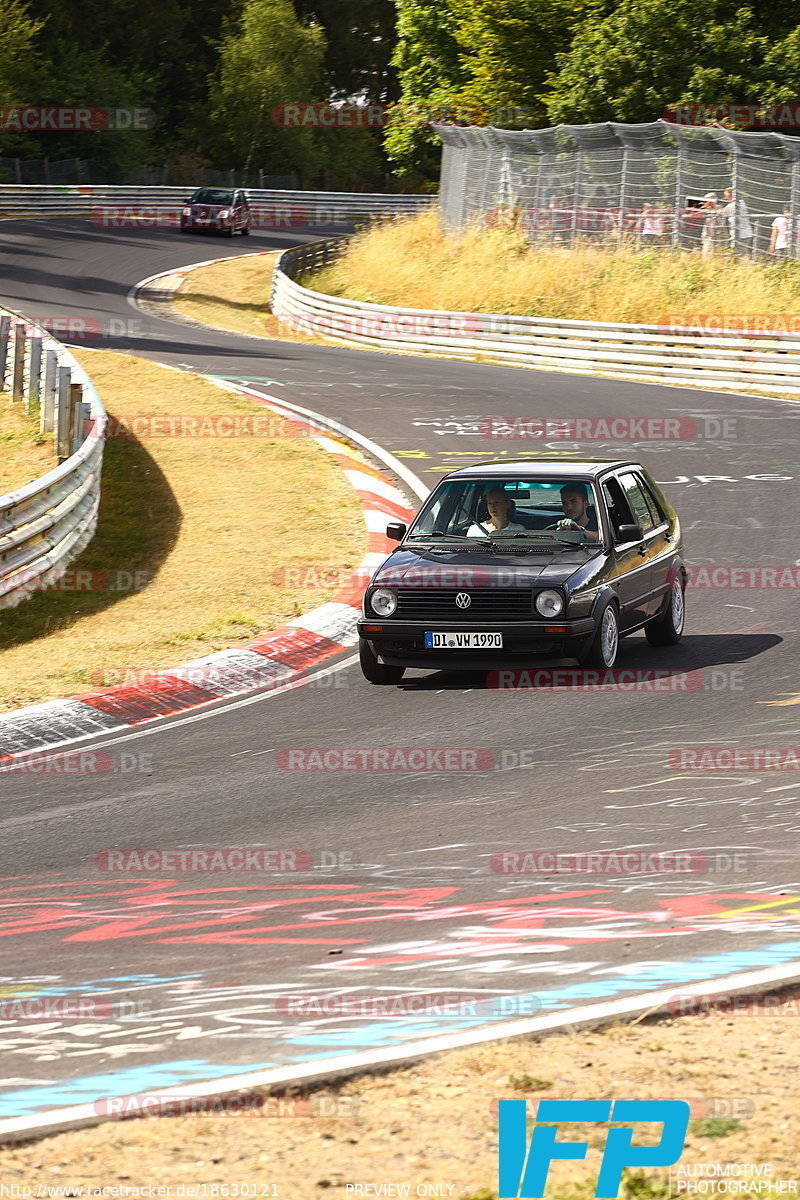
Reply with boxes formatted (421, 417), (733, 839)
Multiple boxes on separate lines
(770, 204), (794, 258)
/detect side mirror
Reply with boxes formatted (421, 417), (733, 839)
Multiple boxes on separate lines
(616, 523), (644, 543)
(386, 522), (407, 542)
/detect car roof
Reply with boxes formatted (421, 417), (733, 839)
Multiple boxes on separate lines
(443, 459), (639, 480)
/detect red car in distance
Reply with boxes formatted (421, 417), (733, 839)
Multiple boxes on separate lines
(181, 187), (251, 236)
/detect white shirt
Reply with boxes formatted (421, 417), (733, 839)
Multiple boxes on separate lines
(772, 215), (791, 250)
(467, 520), (525, 537)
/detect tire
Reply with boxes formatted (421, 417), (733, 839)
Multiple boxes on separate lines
(646, 577), (685, 645)
(223, 226), (234, 238)
(578, 601), (619, 668)
(359, 638), (405, 685)
(241, 224), (250, 237)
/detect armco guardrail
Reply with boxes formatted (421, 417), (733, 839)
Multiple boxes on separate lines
(271, 237), (800, 393)
(0, 308), (106, 610)
(0, 185), (434, 223)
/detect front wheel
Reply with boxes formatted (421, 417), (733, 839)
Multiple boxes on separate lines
(240, 224), (250, 237)
(578, 602), (619, 668)
(646, 578), (685, 645)
(359, 638), (405, 685)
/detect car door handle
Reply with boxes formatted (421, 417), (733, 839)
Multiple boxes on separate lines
(637, 545), (647, 556)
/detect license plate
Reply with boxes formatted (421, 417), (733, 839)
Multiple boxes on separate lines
(424, 632), (503, 649)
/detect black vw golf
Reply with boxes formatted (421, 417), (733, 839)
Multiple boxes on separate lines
(358, 459), (686, 684)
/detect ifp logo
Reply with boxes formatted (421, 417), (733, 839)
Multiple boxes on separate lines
(498, 1099), (690, 1197)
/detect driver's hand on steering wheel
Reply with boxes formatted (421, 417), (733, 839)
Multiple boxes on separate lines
(555, 518), (581, 530)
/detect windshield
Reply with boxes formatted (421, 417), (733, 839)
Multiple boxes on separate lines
(407, 477), (602, 544)
(190, 188), (234, 206)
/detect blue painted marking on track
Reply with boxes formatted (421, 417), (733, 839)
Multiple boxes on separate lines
(0, 1060), (276, 1118)
(5, 940), (800, 1115)
(285, 939), (800, 1048)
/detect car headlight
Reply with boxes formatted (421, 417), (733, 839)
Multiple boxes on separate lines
(182, 207), (191, 216)
(217, 209), (231, 219)
(535, 589), (564, 618)
(370, 588), (397, 616)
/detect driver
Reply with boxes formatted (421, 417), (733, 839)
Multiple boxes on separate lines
(556, 483), (600, 541)
(467, 487), (526, 537)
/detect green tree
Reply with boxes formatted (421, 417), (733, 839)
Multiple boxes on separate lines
(0, 0), (44, 107)
(546, 0), (772, 124)
(385, 0), (465, 182)
(449, 0), (594, 123)
(296, 0), (400, 101)
(209, 0), (326, 175)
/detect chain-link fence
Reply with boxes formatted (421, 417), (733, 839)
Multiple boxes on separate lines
(434, 120), (800, 259)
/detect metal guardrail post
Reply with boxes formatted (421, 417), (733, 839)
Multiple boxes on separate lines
(72, 397), (91, 455)
(42, 349), (57, 431)
(0, 316), (9, 389)
(27, 335), (42, 413)
(55, 366), (72, 459)
(68, 383), (84, 454)
(11, 321), (26, 403)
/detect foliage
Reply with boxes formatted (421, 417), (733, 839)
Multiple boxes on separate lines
(209, 0), (325, 175)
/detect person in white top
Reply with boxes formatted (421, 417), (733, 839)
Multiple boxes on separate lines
(467, 488), (526, 537)
(637, 201), (664, 244)
(770, 205), (793, 257)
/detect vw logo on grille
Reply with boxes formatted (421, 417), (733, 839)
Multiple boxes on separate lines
(455, 592), (472, 609)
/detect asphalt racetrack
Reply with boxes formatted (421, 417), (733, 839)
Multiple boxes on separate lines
(1, 218), (799, 1118)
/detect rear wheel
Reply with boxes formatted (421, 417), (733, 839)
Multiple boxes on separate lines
(359, 638), (405, 685)
(578, 602), (619, 668)
(646, 577), (685, 645)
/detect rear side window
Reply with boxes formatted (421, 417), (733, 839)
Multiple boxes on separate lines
(619, 472), (655, 532)
(637, 475), (667, 524)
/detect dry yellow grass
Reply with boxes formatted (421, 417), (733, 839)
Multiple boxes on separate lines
(0, 349), (366, 710)
(310, 210), (800, 324)
(0, 392), (55, 494)
(171, 251), (279, 338)
(172, 250), (333, 347)
(0, 1000), (797, 1196)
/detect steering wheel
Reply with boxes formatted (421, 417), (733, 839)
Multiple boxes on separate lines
(545, 521), (576, 530)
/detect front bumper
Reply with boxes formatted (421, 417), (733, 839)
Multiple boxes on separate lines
(357, 617), (596, 670)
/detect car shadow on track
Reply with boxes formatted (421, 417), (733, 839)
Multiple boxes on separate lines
(394, 632), (782, 690)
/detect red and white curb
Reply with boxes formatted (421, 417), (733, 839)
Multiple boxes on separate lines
(0, 366), (425, 763)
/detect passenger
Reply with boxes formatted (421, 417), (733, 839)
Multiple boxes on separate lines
(467, 488), (526, 537)
(556, 483), (600, 541)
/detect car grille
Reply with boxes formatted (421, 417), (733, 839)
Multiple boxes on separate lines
(393, 587), (533, 621)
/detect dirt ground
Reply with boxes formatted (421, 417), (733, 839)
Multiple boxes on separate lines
(2, 997), (799, 1199)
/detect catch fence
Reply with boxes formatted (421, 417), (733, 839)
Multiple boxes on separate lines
(435, 121), (800, 258)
